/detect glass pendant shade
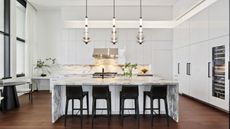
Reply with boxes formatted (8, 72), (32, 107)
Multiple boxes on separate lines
(83, 0), (90, 44)
(111, 18), (117, 44)
(137, 0), (144, 44)
(111, 0), (118, 44)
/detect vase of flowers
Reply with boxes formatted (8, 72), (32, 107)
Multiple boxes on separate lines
(122, 63), (137, 78)
(34, 58), (56, 77)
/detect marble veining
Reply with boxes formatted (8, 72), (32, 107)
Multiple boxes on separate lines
(51, 75), (179, 123)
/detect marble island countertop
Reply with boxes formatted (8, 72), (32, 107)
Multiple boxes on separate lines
(52, 75), (178, 86)
(51, 74), (179, 123)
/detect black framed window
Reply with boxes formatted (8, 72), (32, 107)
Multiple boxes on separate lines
(16, 0), (26, 76)
(0, 0), (4, 78)
(0, 0), (10, 78)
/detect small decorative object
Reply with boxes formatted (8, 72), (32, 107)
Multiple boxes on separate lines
(34, 58), (56, 77)
(141, 68), (148, 74)
(122, 63), (137, 78)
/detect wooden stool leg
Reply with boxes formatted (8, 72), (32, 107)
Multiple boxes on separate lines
(164, 98), (169, 127)
(72, 99), (74, 116)
(64, 99), (69, 127)
(80, 98), (83, 128)
(158, 99), (161, 117)
(92, 98), (96, 128)
(151, 98), (153, 126)
(86, 93), (89, 116)
(143, 93), (146, 116)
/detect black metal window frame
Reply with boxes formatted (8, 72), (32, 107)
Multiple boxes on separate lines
(16, 0), (26, 77)
(0, 0), (11, 78)
(16, 0), (26, 43)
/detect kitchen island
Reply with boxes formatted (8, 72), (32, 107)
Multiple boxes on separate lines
(51, 75), (179, 123)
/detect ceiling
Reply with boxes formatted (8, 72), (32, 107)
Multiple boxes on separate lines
(28, 0), (178, 7)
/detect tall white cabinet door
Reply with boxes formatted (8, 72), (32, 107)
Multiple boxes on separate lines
(173, 47), (190, 94)
(173, 49), (180, 80)
(180, 47), (190, 95)
(208, 36), (229, 111)
(190, 42), (209, 102)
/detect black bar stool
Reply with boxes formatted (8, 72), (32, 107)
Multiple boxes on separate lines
(143, 85), (169, 127)
(92, 85), (111, 128)
(120, 85), (139, 124)
(64, 85), (89, 127)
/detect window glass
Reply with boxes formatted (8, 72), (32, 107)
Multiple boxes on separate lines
(16, 40), (25, 74)
(16, 1), (26, 75)
(0, 0), (4, 31)
(0, 34), (4, 78)
(16, 1), (26, 39)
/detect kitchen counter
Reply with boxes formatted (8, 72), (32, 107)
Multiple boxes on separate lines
(51, 75), (179, 123)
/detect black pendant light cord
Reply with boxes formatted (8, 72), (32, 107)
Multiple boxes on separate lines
(86, 0), (88, 18)
(113, 0), (115, 18)
(140, 0), (142, 18)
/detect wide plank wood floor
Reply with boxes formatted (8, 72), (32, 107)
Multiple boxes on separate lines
(0, 91), (228, 129)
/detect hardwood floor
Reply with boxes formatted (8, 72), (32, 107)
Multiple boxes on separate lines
(0, 91), (228, 129)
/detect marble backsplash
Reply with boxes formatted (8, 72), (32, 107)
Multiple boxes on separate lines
(35, 64), (152, 76)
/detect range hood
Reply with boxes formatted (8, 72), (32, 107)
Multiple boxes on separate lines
(93, 48), (118, 59)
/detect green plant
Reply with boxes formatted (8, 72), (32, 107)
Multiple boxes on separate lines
(123, 63), (137, 77)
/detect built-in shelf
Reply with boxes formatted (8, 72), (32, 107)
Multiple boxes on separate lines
(212, 45), (225, 100)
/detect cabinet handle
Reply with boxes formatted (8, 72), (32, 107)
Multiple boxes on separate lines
(186, 63), (188, 75)
(178, 63), (180, 74)
(228, 61), (230, 80)
(208, 62), (211, 78)
(187, 63), (191, 76)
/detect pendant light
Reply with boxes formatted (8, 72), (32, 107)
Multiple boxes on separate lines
(137, 0), (144, 44)
(83, 0), (90, 44)
(111, 0), (118, 44)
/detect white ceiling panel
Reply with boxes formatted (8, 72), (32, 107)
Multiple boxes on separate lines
(29, 0), (177, 7)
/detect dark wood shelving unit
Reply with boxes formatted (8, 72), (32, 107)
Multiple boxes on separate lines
(212, 45), (225, 100)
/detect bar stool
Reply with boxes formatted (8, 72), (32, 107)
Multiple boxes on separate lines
(143, 85), (169, 126)
(64, 85), (89, 127)
(92, 85), (111, 127)
(120, 85), (139, 124)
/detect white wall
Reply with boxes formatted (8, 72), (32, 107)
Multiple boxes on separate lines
(35, 8), (173, 79)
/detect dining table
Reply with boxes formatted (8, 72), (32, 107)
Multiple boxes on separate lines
(0, 81), (30, 111)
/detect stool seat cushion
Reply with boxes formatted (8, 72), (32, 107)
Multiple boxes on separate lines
(120, 86), (138, 99)
(93, 86), (110, 99)
(144, 91), (166, 99)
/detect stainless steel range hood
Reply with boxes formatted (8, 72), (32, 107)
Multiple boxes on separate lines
(93, 48), (118, 59)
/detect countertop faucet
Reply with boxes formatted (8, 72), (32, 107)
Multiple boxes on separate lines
(102, 68), (105, 79)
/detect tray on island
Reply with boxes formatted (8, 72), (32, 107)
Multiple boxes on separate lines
(137, 74), (153, 76)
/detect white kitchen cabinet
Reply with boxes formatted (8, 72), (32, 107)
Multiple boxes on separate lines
(152, 50), (172, 79)
(125, 42), (137, 63)
(77, 42), (94, 64)
(190, 41), (209, 102)
(173, 47), (190, 94)
(209, 0), (229, 39)
(143, 41), (153, 64)
(173, 21), (190, 49)
(207, 36), (229, 111)
(179, 47), (190, 95)
(173, 36), (229, 111)
(189, 7), (209, 44)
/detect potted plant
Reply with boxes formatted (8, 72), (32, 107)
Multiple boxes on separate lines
(122, 63), (137, 78)
(34, 58), (56, 77)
